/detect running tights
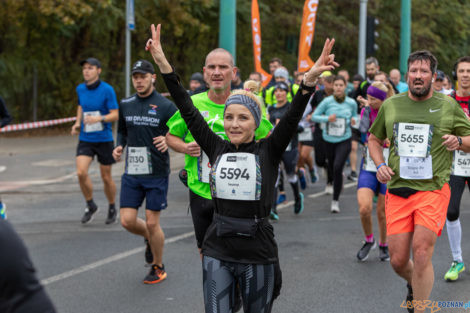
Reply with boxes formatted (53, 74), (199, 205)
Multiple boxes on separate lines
(202, 256), (274, 313)
(325, 139), (351, 201)
(447, 175), (470, 221)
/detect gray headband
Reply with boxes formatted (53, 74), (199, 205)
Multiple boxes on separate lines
(224, 94), (261, 128)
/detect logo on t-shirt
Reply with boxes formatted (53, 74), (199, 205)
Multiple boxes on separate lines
(148, 104), (158, 115)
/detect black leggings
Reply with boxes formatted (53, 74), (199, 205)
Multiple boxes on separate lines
(447, 175), (470, 221)
(189, 190), (214, 248)
(313, 126), (333, 184)
(202, 256), (274, 313)
(325, 139), (351, 200)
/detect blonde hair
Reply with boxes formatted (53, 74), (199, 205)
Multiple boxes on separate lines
(227, 89), (263, 113)
(371, 81), (395, 99)
(243, 80), (262, 94)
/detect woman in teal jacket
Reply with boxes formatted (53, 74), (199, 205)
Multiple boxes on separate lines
(312, 75), (357, 213)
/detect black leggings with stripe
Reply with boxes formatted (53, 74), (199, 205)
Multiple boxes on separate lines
(202, 255), (274, 313)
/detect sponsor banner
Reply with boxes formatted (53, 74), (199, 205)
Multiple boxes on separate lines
(251, 0), (272, 87)
(298, 0), (319, 72)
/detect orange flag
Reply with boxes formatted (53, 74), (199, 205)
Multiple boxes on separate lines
(251, 0), (272, 87)
(298, 0), (319, 72)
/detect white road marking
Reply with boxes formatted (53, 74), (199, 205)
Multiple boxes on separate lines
(41, 231), (194, 286)
(32, 159), (75, 167)
(0, 172), (77, 192)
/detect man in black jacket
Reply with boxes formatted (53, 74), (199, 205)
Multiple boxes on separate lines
(112, 60), (176, 284)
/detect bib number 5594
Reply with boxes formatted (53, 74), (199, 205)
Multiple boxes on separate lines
(219, 167), (250, 180)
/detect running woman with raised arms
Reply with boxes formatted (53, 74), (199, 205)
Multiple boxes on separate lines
(146, 23), (338, 313)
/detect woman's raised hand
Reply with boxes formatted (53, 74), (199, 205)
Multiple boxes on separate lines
(304, 38), (339, 85)
(145, 24), (172, 73)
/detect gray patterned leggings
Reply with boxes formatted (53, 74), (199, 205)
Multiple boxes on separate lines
(202, 255), (274, 313)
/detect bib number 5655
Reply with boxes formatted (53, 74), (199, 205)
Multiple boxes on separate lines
(219, 167), (250, 180)
(400, 134), (424, 144)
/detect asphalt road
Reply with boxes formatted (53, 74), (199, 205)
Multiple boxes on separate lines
(1, 135), (470, 313)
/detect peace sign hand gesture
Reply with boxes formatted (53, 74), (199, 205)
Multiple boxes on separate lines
(303, 38), (339, 85)
(145, 24), (172, 74)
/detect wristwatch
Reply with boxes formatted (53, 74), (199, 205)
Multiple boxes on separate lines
(101, 116), (106, 123)
(457, 136), (463, 147)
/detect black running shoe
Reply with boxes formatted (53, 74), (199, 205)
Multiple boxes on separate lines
(294, 193), (304, 214)
(143, 264), (167, 284)
(81, 206), (98, 224)
(145, 239), (153, 264)
(347, 171), (358, 181)
(356, 240), (376, 261)
(379, 245), (390, 261)
(406, 283), (414, 313)
(105, 208), (117, 224)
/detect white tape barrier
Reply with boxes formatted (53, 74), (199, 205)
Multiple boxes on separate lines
(0, 117), (76, 133)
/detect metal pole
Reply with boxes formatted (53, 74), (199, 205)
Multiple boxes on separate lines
(219, 0), (237, 64)
(358, 0), (367, 78)
(125, 0), (134, 97)
(399, 0), (411, 81)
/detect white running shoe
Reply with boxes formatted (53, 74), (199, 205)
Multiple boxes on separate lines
(325, 184), (333, 195)
(330, 200), (340, 213)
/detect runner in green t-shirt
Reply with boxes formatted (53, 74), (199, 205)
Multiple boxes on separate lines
(368, 50), (470, 313)
(166, 48), (272, 252)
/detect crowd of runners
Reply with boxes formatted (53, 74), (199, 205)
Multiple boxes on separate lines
(1, 21), (470, 313)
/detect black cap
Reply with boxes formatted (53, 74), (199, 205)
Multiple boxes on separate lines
(190, 72), (204, 81)
(275, 81), (289, 92)
(80, 57), (101, 68)
(132, 60), (155, 75)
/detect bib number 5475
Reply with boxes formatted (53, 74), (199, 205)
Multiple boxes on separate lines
(219, 167), (250, 180)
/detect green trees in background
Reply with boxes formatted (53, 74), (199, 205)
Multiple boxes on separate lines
(0, 0), (468, 123)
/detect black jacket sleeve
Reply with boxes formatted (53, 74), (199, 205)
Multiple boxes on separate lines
(161, 72), (224, 159)
(116, 103), (127, 148)
(266, 86), (313, 158)
(0, 97), (12, 128)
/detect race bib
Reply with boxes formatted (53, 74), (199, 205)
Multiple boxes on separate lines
(298, 127), (313, 141)
(83, 111), (103, 133)
(452, 150), (470, 177)
(399, 156), (433, 180)
(211, 153), (261, 201)
(327, 118), (346, 137)
(197, 152), (211, 183)
(126, 147), (151, 175)
(363, 147), (389, 172)
(395, 123), (431, 158)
